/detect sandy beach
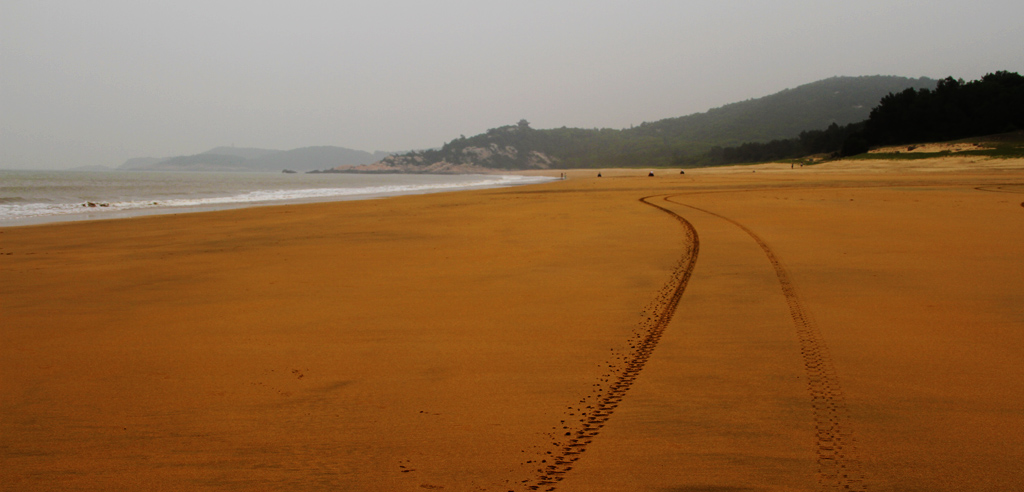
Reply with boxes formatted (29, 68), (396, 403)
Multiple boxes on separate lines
(2, 158), (1023, 491)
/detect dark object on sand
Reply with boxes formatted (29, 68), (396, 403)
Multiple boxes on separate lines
(648, 171), (654, 176)
(597, 172), (602, 177)
(680, 170), (685, 174)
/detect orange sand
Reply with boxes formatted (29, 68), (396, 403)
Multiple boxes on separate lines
(2, 158), (1023, 491)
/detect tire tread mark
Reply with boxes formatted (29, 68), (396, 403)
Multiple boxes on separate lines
(513, 195), (699, 491)
(974, 185), (1024, 195)
(668, 199), (867, 492)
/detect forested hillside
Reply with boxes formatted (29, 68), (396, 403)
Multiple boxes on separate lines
(367, 76), (936, 171)
(696, 71), (1024, 165)
(855, 71), (1024, 149)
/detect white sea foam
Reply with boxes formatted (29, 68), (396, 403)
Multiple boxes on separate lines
(0, 172), (555, 225)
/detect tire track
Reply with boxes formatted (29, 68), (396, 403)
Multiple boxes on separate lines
(973, 185), (1024, 207)
(667, 198), (866, 492)
(511, 196), (699, 491)
(974, 184), (1024, 195)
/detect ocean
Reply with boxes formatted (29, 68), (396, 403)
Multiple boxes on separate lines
(0, 170), (556, 227)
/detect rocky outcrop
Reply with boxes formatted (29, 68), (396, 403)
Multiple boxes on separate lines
(337, 143), (558, 173)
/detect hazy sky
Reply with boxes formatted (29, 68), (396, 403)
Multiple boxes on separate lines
(3, 1), (1022, 169)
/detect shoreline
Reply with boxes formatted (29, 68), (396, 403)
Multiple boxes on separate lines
(7, 154), (1019, 229)
(0, 171), (557, 228)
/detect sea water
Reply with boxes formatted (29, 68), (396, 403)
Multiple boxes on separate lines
(0, 170), (555, 227)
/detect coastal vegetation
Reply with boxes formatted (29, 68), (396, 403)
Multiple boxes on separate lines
(852, 71), (1024, 150)
(681, 71), (1024, 165)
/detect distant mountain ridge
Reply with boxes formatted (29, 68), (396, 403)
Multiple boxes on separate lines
(200, 146), (282, 160)
(360, 75), (938, 172)
(121, 146), (391, 172)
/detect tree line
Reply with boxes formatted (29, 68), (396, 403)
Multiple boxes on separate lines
(690, 71), (1023, 165)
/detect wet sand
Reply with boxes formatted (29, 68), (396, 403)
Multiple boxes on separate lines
(2, 159), (1023, 491)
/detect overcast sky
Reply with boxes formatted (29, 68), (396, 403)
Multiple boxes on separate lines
(2, 1), (1022, 169)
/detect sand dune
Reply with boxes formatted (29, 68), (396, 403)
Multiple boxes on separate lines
(3, 158), (1023, 491)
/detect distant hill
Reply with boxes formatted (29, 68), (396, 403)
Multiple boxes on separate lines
(627, 75), (937, 147)
(200, 146), (282, 160)
(119, 157), (164, 170)
(67, 165), (116, 172)
(120, 146), (392, 172)
(364, 75), (937, 171)
(248, 147), (392, 172)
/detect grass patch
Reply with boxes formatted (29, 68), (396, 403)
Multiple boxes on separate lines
(850, 146), (1024, 160)
(954, 130), (1024, 144)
